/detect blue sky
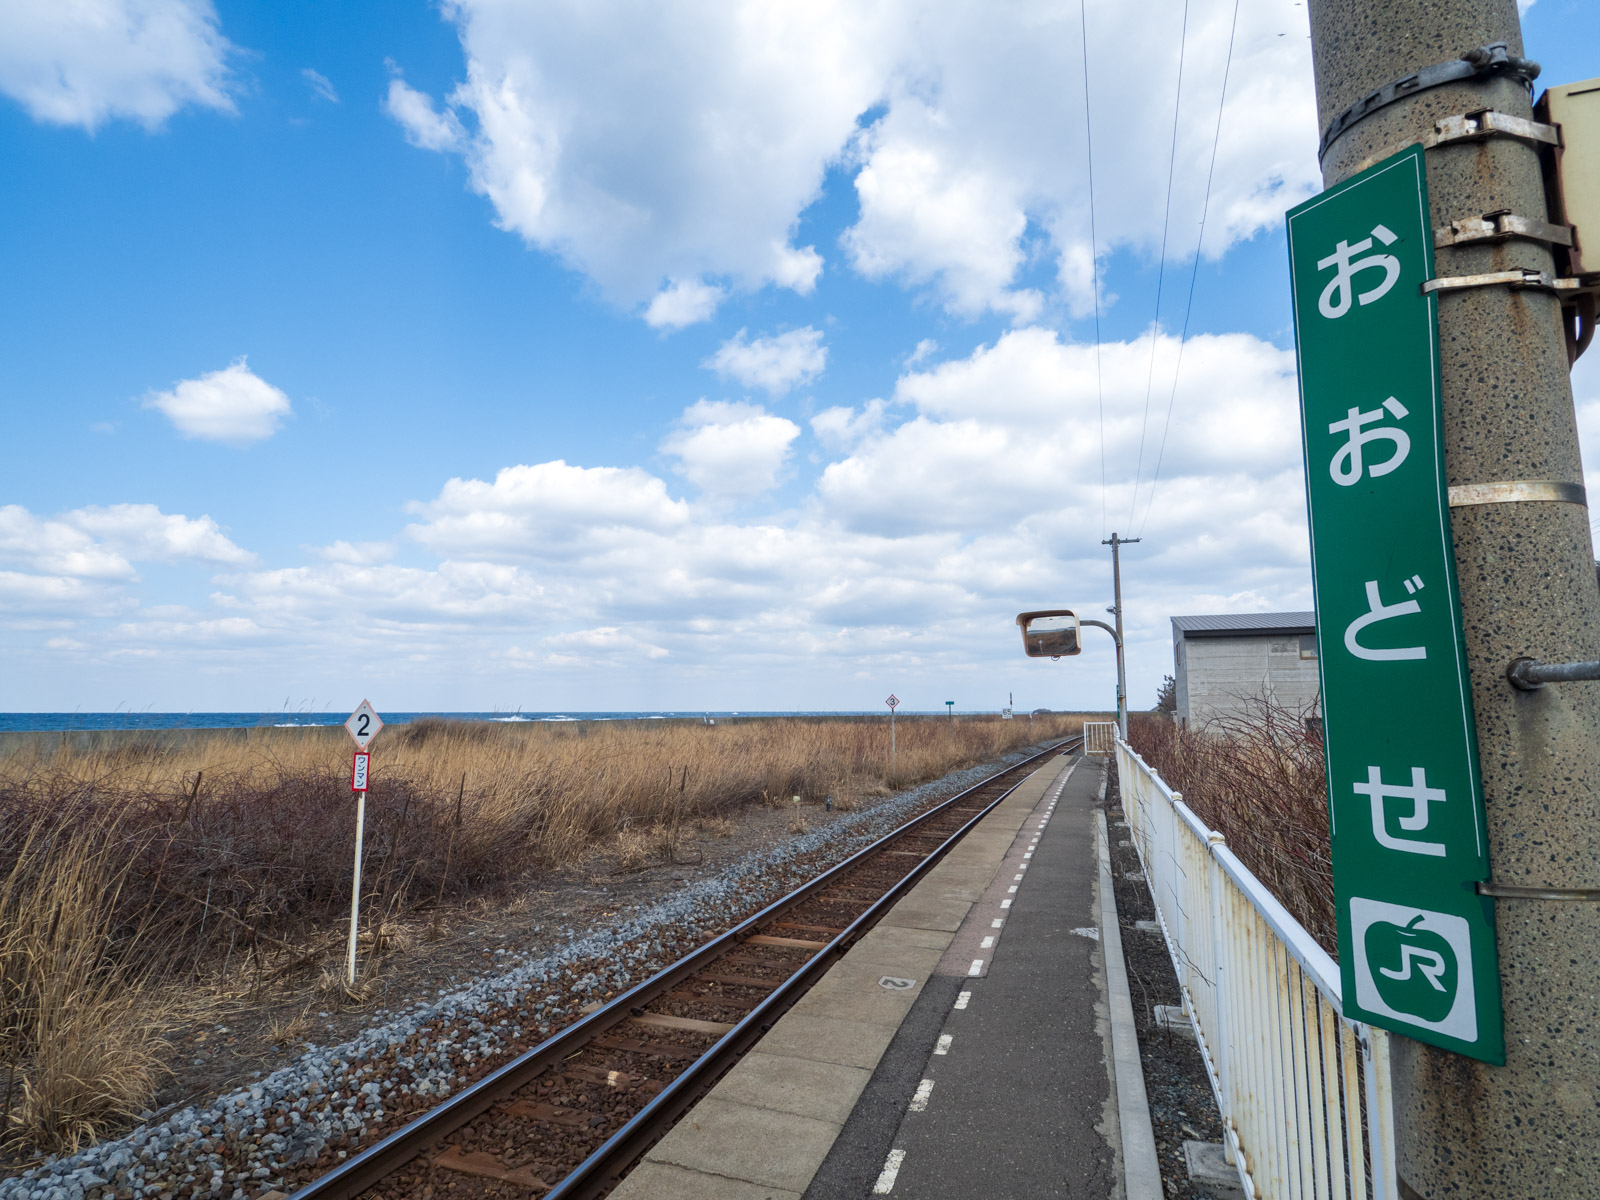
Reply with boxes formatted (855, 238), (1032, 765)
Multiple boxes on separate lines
(2, 0), (1596, 715)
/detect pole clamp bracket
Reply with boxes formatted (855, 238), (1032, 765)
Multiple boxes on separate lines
(1319, 43), (1541, 162)
(1421, 267), (1555, 295)
(1434, 210), (1572, 250)
(1345, 109), (1560, 177)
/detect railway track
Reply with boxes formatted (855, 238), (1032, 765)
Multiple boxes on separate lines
(287, 737), (1080, 1200)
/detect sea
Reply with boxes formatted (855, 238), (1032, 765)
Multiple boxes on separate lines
(0, 710), (919, 733)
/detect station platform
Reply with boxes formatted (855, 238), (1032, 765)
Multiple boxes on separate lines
(610, 749), (1138, 1200)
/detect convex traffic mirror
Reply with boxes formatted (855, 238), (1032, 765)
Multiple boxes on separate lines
(1016, 609), (1082, 658)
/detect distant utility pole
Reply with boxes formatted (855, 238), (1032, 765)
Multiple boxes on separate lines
(1102, 533), (1139, 739)
(1307, 3), (1600, 1196)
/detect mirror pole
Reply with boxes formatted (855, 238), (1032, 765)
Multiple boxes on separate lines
(1101, 533), (1140, 740)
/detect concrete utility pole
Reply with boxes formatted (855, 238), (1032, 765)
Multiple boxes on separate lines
(1102, 533), (1139, 739)
(1307, 3), (1600, 1196)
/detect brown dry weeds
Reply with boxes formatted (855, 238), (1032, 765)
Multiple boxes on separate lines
(1127, 702), (1335, 952)
(0, 713), (1083, 1155)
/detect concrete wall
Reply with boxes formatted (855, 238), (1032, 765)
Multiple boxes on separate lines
(1174, 634), (1321, 728)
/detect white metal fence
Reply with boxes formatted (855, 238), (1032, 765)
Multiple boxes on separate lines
(1115, 738), (1397, 1200)
(1084, 721), (1117, 756)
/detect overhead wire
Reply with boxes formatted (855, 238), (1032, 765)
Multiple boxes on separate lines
(1137, 0), (1242, 538)
(1127, 0), (1192, 532)
(1079, 0), (1107, 539)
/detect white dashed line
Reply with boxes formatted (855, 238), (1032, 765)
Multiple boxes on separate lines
(1024, 851), (1032, 858)
(873, 1148), (906, 1194)
(909, 1079), (936, 1112)
(1013, 874), (1024, 881)
(1008, 885), (1018, 893)
(990, 918), (1003, 928)
(955, 991), (972, 1009)
(935, 1034), (953, 1055)
(980, 935), (995, 949)
(1072, 926), (1100, 940)
(969, 959), (985, 975)
(1001, 898), (1012, 908)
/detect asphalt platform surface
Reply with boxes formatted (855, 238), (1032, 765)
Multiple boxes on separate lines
(805, 756), (1116, 1199)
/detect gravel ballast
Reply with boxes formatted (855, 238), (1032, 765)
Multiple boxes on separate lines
(2, 744), (1057, 1200)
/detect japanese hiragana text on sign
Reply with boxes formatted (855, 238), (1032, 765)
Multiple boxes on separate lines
(1287, 145), (1502, 1062)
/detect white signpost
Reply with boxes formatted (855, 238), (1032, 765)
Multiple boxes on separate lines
(886, 694), (899, 772)
(343, 701), (383, 985)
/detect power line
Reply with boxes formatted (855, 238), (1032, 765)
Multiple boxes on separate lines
(1127, 0), (1192, 531)
(1138, 0), (1242, 538)
(1079, 0), (1107, 539)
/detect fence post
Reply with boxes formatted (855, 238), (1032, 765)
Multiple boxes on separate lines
(1362, 1025), (1398, 1200)
(1207, 830), (1235, 1166)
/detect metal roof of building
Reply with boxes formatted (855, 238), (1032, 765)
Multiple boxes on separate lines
(1171, 611), (1316, 638)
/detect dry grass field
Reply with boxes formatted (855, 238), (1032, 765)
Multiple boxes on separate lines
(0, 713), (1082, 1156)
(1126, 702), (1335, 952)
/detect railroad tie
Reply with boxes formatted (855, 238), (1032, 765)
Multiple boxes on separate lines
(564, 1065), (637, 1087)
(745, 933), (829, 950)
(697, 971), (781, 989)
(630, 1012), (736, 1035)
(770, 920), (847, 935)
(664, 988), (764, 1011)
(431, 1146), (550, 1190)
(592, 1034), (704, 1059)
(504, 1099), (604, 1128)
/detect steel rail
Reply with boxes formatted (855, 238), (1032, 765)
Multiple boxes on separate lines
(287, 736), (1079, 1200)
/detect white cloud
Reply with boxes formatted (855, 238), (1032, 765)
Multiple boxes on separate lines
(704, 327), (827, 395)
(387, 0), (1316, 323)
(386, 0), (897, 312)
(810, 399), (888, 452)
(4, 327), (1323, 708)
(840, 0), (1317, 319)
(644, 279), (727, 330)
(0, 571), (121, 616)
(312, 540), (395, 565)
(144, 358), (292, 444)
(65, 504), (256, 565)
(0, 0), (235, 131)
(661, 401), (801, 499)
(0, 502), (251, 580)
(820, 326), (1300, 535)
(405, 460), (690, 561)
(521, 626), (670, 668)
(301, 68), (338, 104)
(0, 503), (251, 627)
(384, 74), (463, 151)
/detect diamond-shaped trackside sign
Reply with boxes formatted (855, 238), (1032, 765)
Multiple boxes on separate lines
(886, 694), (899, 709)
(345, 700), (383, 749)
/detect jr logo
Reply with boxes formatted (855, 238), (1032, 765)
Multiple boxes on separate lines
(1350, 898), (1476, 1040)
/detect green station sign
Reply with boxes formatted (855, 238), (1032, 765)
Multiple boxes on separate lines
(1287, 145), (1503, 1063)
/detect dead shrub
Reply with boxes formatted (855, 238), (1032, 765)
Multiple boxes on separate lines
(1127, 701), (1335, 952)
(0, 816), (172, 1155)
(0, 712), (1084, 1156)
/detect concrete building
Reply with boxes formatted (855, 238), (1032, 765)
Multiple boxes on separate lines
(1171, 612), (1320, 728)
